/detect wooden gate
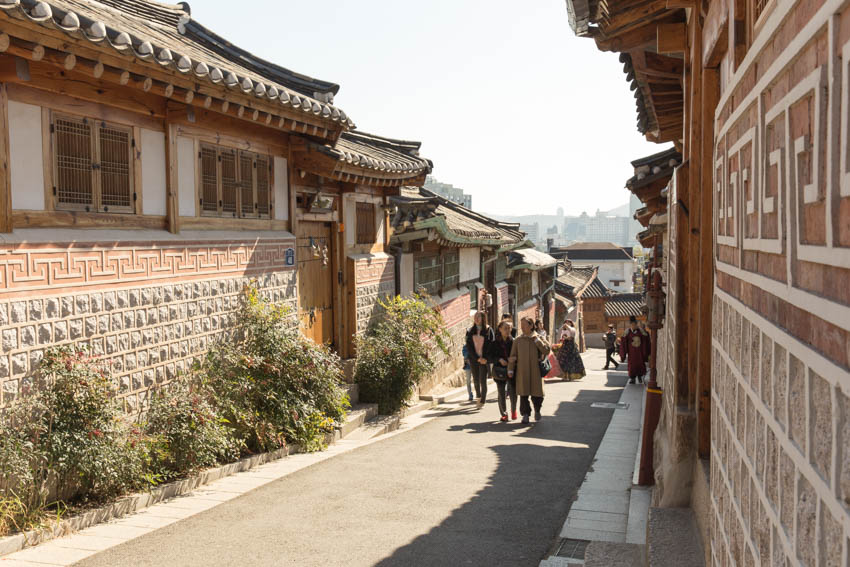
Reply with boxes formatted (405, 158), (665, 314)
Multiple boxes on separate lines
(296, 221), (334, 346)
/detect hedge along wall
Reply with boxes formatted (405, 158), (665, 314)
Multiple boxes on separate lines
(0, 235), (297, 411)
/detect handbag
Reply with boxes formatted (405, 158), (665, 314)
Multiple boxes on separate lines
(493, 364), (509, 380)
(539, 356), (551, 377)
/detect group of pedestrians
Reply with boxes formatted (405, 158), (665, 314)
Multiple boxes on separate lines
(602, 315), (651, 384)
(463, 311), (550, 424)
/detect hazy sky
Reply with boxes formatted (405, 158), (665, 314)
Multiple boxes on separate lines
(192, 0), (664, 216)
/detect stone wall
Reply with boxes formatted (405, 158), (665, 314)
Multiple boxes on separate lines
(419, 291), (471, 393)
(706, 1), (850, 563)
(351, 253), (395, 336)
(0, 236), (297, 411)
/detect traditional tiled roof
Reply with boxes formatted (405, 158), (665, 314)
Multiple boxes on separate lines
(310, 131), (432, 182)
(555, 265), (597, 299)
(552, 243), (634, 262)
(604, 293), (646, 318)
(627, 148), (681, 192)
(0, 0), (353, 127)
(389, 187), (526, 248)
(582, 276), (611, 299)
(509, 248), (558, 270)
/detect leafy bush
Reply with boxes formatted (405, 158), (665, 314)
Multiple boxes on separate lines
(355, 295), (450, 414)
(0, 346), (147, 535)
(144, 381), (239, 478)
(196, 283), (349, 453)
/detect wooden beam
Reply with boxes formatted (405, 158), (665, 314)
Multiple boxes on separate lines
(13, 210), (167, 230)
(595, 21), (659, 51)
(164, 117), (179, 234)
(657, 22), (686, 53)
(601, 0), (669, 38)
(702, 0), (729, 68)
(0, 83), (10, 233)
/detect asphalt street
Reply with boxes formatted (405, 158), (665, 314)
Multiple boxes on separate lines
(76, 350), (627, 567)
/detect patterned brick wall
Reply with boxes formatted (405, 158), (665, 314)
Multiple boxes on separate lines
(495, 283), (510, 321)
(352, 254), (395, 336)
(0, 238), (297, 411)
(419, 291), (471, 393)
(708, 1), (850, 563)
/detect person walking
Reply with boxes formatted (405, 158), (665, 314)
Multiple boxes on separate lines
(462, 344), (474, 402)
(556, 320), (586, 380)
(534, 319), (547, 340)
(501, 313), (517, 338)
(619, 316), (648, 384)
(602, 324), (620, 370)
(489, 320), (517, 422)
(465, 311), (495, 406)
(508, 316), (551, 424)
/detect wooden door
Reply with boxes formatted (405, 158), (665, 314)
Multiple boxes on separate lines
(296, 222), (335, 346)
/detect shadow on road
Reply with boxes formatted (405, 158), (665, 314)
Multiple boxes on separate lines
(374, 377), (627, 567)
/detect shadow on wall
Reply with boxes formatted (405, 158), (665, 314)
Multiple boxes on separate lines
(374, 380), (628, 567)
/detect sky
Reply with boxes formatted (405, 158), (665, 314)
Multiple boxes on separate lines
(191, 0), (664, 217)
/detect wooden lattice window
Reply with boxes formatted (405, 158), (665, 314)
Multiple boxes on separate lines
(356, 202), (376, 244)
(199, 143), (272, 218)
(516, 271), (533, 305)
(442, 249), (460, 288)
(52, 113), (134, 213)
(414, 254), (441, 296)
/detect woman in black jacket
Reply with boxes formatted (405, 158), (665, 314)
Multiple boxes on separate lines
(488, 319), (517, 421)
(465, 311), (495, 406)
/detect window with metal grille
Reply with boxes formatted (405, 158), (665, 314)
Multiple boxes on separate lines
(414, 254), (441, 296)
(199, 143), (272, 218)
(356, 202), (376, 244)
(516, 272), (533, 304)
(52, 114), (134, 213)
(442, 249), (460, 288)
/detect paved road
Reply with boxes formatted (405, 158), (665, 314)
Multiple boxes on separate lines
(77, 350), (626, 567)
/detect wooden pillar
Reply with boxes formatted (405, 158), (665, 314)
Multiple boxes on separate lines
(163, 116), (179, 234)
(0, 83), (10, 233)
(697, 66), (720, 458)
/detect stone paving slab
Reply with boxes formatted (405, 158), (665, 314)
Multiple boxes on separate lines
(559, 380), (645, 545)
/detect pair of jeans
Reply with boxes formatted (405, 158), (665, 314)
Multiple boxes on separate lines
(495, 378), (517, 416)
(465, 367), (473, 399)
(519, 395), (543, 417)
(469, 358), (488, 401)
(604, 347), (619, 368)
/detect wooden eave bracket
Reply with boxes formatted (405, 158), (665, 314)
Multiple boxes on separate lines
(702, 0), (729, 67)
(657, 22), (686, 54)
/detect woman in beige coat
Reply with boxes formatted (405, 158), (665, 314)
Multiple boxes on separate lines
(508, 316), (551, 424)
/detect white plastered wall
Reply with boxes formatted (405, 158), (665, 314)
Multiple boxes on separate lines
(8, 100), (44, 211)
(176, 136), (195, 217)
(459, 247), (480, 282)
(141, 129), (167, 216)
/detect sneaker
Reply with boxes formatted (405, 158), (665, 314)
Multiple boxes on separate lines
(511, 411), (518, 420)
(468, 394), (474, 402)
(629, 378), (636, 384)
(500, 414), (508, 422)
(521, 415), (530, 424)
(534, 411), (542, 421)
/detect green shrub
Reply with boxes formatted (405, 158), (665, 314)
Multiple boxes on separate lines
(197, 283), (349, 453)
(355, 294), (450, 414)
(144, 381), (239, 478)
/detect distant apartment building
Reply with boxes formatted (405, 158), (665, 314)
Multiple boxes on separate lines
(563, 211), (632, 246)
(424, 176), (472, 209)
(550, 242), (636, 292)
(520, 223), (540, 244)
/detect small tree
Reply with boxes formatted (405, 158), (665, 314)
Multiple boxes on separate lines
(354, 294), (450, 414)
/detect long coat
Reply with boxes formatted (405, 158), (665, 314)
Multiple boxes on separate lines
(619, 328), (648, 378)
(508, 334), (550, 397)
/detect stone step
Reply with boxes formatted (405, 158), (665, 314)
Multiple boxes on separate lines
(538, 557), (584, 566)
(625, 486), (650, 544)
(343, 383), (359, 405)
(401, 399), (435, 417)
(337, 403), (378, 439)
(344, 414), (402, 442)
(647, 507), (705, 567)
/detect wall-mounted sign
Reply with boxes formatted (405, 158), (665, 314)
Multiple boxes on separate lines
(284, 247), (295, 266)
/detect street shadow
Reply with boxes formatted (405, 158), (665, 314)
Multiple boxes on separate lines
(373, 386), (626, 567)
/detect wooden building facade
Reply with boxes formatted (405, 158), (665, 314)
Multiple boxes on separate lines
(0, 0), (431, 409)
(566, 0), (850, 562)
